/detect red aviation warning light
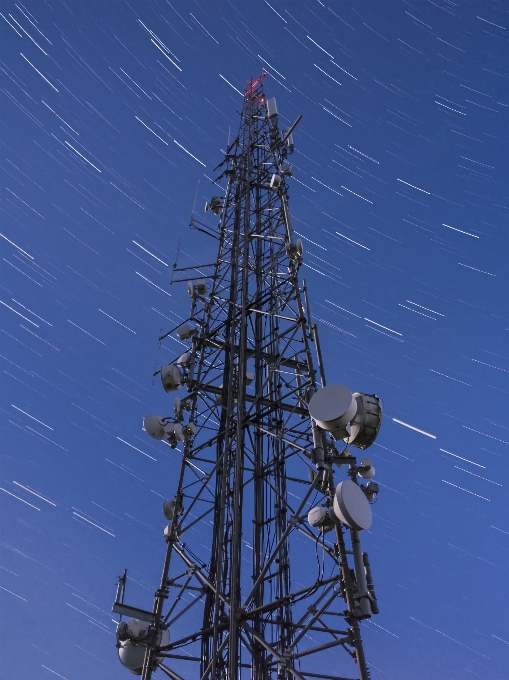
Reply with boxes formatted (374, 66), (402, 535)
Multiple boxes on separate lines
(244, 71), (266, 97)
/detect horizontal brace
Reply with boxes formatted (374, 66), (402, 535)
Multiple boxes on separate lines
(290, 625), (348, 636)
(249, 422), (312, 455)
(112, 602), (154, 623)
(190, 217), (218, 230)
(285, 476), (313, 485)
(172, 275), (217, 283)
(248, 307), (301, 322)
(201, 339), (309, 371)
(199, 334), (308, 366)
(162, 623), (228, 652)
(292, 636), (350, 660)
(300, 673), (357, 680)
(190, 224), (220, 240)
(197, 383), (308, 416)
(190, 216), (220, 238)
(172, 263), (217, 272)
(249, 234), (284, 241)
(257, 619), (348, 636)
(168, 584), (203, 592)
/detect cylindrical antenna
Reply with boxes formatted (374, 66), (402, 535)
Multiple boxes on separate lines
(189, 180), (200, 225)
(302, 279), (315, 340)
(313, 323), (326, 388)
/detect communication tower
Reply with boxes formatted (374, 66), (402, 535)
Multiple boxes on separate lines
(113, 74), (383, 680)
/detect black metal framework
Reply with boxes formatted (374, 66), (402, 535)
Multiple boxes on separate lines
(113, 75), (379, 680)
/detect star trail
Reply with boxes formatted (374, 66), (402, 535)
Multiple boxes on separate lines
(0, 2), (508, 679)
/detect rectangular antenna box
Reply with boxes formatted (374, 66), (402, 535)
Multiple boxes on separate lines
(266, 97), (278, 118)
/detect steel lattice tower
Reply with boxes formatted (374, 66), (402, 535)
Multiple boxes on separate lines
(113, 75), (383, 680)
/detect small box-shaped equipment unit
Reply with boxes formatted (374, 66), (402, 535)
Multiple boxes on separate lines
(176, 325), (192, 340)
(308, 505), (337, 533)
(286, 239), (303, 262)
(196, 280), (207, 295)
(282, 129), (294, 152)
(270, 173), (281, 189)
(160, 364), (182, 393)
(266, 97), (278, 119)
(357, 457), (375, 479)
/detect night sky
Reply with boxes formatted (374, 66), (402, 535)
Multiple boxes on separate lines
(1, 1), (508, 679)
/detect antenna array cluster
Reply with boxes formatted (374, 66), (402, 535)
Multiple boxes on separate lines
(113, 75), (383, 680)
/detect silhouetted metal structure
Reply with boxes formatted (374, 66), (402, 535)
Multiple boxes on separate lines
(113, 74), (383, 680)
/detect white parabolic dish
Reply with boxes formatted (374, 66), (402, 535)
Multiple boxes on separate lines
(308, 384), (355, 423)
(308, 384), (357, 438)
(333, 480), (372, 531)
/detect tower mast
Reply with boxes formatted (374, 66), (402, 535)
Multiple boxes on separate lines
(113, 74), (383, 680)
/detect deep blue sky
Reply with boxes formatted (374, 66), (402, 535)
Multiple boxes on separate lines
(1, 1), (508, 679)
